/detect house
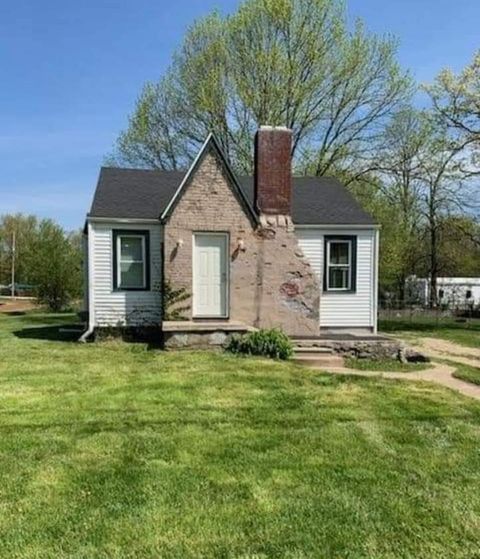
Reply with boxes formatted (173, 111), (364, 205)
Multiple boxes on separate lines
(83, 126), (379, 345)
(407, 276), (480, 308)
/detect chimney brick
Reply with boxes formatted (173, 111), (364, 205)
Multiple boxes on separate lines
(254, 126), (292, 215)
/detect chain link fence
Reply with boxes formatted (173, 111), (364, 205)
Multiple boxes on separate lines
(379, 299), (480, 328)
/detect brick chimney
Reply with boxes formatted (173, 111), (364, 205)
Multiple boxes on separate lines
(254, 126), (292, 215)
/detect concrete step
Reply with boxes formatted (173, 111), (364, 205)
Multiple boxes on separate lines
(162, 320), (255, 333)
(293, 346), (333, 354)
(293, 339), (334, 349)
(293, 353), (344, 369)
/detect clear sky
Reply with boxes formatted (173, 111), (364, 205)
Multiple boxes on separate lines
(1, 0), (479, 230)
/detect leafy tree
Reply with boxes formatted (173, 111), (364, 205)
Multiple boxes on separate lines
(0, 214), (39, 286)
(109, 0), (412, 175)
(433, 216), (480, 277)
(24, 220), (82, 311)
(361, 108), (478, 304)
(417, 122), (476, 306)
(426, 50), (480, 164)
(364, 108), (431, 300)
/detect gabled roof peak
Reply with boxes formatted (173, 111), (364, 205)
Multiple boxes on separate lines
(160, 132), (257, 224)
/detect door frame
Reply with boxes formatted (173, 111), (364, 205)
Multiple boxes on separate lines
(192, 231), (230, 319)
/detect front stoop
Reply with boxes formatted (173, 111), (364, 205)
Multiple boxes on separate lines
(292, 335), (403, 361)
(162, 321), (255, 349)
(294, 353), (346, 369)
(162, 321), (256, 333)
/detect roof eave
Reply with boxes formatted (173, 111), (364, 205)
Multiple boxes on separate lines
(294, 222), (380, 229)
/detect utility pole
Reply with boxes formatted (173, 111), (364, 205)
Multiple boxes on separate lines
(11, 231), (15, 299)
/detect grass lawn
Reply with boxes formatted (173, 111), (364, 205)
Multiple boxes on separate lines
(344, 357), (429, 373)
(1, 312), (480, 558)
(379, 315), (480, 348)
(452, 363), (480, 386)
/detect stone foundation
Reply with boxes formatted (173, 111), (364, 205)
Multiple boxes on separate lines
(319, 339), (404, 360)
(161, 320), (253, 350)
(163, 330), (231, 350)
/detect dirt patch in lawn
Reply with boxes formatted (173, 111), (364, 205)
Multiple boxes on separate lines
(0, 298), (38, 314)
(411, 337), (480, 369)
(416, 337), (480, 359)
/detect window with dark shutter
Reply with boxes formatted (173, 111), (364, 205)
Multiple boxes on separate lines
(324, 236), (357, 293)
(112, 230), (150, 291)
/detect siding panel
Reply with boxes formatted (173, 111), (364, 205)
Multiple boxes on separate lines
(296, 228), (377, 328)
(89, 222), (162, 327)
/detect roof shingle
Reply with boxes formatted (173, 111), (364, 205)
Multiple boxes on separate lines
(89, 167), (376, 225)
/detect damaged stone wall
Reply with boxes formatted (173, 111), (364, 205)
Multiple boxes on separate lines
(254, 215), (319, 336)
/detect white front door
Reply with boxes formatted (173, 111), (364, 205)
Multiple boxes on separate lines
(193, 233), (228, 317)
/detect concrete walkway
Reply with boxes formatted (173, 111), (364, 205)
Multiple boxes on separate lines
(321, 361), (480, 401)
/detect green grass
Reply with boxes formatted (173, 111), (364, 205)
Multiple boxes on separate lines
(1, 312), (480, 558)
(380, 316), (480, 348)
(344, 356), (429, 373)
(452, 363), (480, 386)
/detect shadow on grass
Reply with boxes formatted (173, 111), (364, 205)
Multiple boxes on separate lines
(0, 310), (27, 316)
(13, 324), (83, 342)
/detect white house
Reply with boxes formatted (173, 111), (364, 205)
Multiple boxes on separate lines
(83, 127), (379, 342)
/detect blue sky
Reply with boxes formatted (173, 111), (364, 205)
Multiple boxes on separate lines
(1, 0), (479, 230)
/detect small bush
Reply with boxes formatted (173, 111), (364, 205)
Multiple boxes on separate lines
(226, 328), (293, 360)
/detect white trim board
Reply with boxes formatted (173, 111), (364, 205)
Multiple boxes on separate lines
(87, 217), (161, 225)
(161, 134), (213, 221)
(295, 223), (380, 230)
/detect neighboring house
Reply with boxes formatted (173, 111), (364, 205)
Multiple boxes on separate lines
(407, 276), (480, 307)
(83, 126), (379, 343)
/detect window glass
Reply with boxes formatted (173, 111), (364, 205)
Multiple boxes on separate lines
(326, 239), (352, 291)
(329, 242), (349, 265)
(120, 262), (144, 287)
(329, 267), (349, 289)
(117, 235), (145, 288)
(121, 237), (143, 261)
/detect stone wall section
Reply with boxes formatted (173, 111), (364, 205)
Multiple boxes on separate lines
(164, 149), (259, 324)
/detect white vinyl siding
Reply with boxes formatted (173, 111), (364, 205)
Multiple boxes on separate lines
(296, 228), (378, 330)
(89, 222), (162, 327)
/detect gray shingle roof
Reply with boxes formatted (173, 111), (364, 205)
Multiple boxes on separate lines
(89, 167), (376, 225)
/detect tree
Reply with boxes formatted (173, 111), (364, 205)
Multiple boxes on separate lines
(0, 214), (39, 286)
(414, 118), (476, 307)
(426, 51), (480, 164)
(27, 220), (82, 311)
(364, 108), (477, 304)
(364, 107), (432, 300)
(433, 216), (480, 277)
(108, 0), (412, 175)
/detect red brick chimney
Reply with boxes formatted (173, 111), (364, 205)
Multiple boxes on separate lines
(254, 126), (292, 215)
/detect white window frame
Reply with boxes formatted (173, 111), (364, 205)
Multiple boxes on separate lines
(326, 239), (352, 291)
(116, 234), (147, 290)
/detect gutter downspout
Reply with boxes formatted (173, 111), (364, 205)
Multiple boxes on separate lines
(79, 221), (95, 342)
(78, 323), (94, 343)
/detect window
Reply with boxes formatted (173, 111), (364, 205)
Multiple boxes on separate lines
(113, 230), (150, 290)
(324, 236), (356, 292)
